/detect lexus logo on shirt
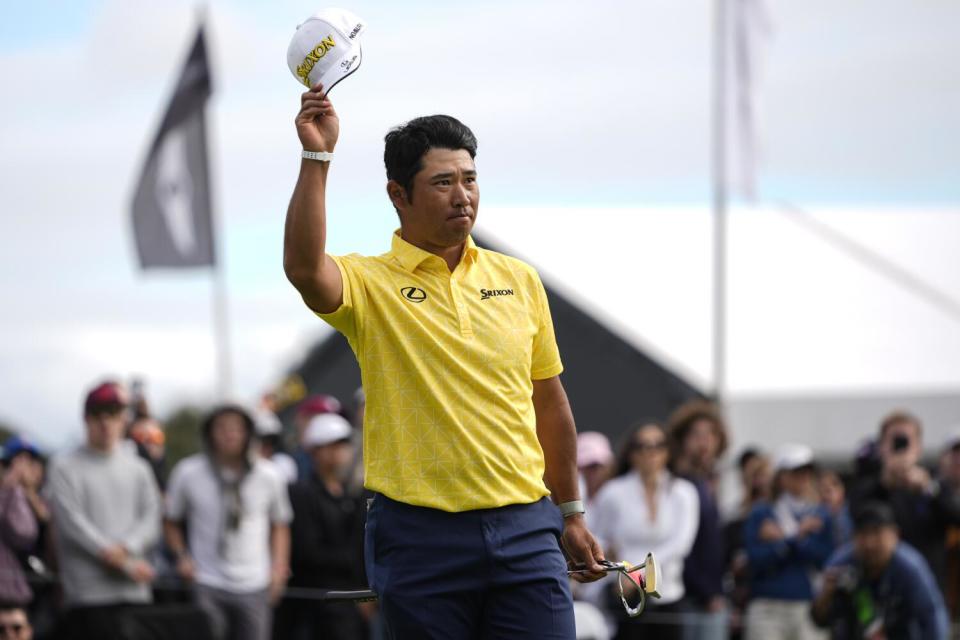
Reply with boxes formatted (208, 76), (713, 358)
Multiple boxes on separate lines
(400, 287), (427, 303)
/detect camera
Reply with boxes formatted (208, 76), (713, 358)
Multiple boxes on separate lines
(892, 434), (910, 452)
(834, 566), (860, 593)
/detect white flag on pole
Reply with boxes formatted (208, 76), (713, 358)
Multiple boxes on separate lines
(731, 0), (772, 201)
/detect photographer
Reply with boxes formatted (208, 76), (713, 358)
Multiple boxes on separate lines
(811, 502), (948, 640)
(849, 411), (960, 589)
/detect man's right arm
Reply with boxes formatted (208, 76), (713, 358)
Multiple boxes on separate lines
(283, 83), (344, 314)
(47, 461), (110, 558)
(810, 567), (839, 627)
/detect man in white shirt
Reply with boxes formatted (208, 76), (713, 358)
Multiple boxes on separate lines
(164, 405), (292, 640)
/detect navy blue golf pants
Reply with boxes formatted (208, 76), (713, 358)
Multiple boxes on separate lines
(364, 494), (576, 639)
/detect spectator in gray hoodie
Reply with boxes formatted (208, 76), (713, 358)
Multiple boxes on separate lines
(47, 380), (161, 640)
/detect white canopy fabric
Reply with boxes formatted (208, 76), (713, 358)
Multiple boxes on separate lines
(479, 205), (960, 454)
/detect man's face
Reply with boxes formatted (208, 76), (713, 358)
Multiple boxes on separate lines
(880, 419), (921, 470)
(854, 525), (898, 576)
(84, 410), (126, 452)
(819, 471), (845, 509)
(781, 466), (815, 498)
(391, 148), (479, 251)
(210, 413), (248, 460)
(682, 418), (721, 470)
(0, 608), (33, 640)
(310, 440), (354, 477)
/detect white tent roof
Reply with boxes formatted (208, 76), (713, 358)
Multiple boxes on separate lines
(479, 205), (960, 454)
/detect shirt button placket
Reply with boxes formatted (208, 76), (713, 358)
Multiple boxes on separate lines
(450, 276), (472, 336)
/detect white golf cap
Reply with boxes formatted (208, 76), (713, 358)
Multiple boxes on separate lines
(303, 413), (353, 448)
(253, 409), (283, 437)
(287, 8), (366, 93)
(774, 443), (815, 472)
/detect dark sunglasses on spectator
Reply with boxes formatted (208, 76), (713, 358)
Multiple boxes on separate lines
(632, 441), (667, 452)
(0, 623), (26, 635)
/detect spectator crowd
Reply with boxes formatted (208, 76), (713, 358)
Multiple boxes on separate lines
(2, 380), (960, 640)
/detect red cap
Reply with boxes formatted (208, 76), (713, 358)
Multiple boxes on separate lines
(84, 382), (129, 416)
(296, 394), (342, 419)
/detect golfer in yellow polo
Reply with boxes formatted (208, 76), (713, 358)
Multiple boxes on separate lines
(283, 84), (605, 639)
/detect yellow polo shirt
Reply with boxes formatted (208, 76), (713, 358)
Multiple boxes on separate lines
(317, 232), (563, 512)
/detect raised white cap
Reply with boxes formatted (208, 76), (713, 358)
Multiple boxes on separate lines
(287, 8), (366, 93)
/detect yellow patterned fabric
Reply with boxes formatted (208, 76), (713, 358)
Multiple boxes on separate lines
(317, 232), (563, 512)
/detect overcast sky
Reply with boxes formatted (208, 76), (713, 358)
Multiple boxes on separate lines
(1, 0), (958, 448)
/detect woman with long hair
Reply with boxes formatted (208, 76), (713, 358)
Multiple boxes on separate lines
(589, 422), (700, 640)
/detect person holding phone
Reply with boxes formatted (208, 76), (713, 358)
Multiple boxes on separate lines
(849, 411), (960, 592)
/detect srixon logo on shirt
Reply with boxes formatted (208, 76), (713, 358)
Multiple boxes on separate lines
(480, 288), (514, 301)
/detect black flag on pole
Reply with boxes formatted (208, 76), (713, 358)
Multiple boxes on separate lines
(131, 26), (215, 269)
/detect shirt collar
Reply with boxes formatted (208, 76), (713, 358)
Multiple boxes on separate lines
(389, 230), (479, 273)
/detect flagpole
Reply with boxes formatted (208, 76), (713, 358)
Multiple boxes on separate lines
(212, 255), (233, 400)
(711, 0), (729, 404)
(200, 8), (231, 401)
(205, 17), (231, 402)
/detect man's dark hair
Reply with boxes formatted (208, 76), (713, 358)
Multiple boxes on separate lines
(201, 405), (255, 458)
(737, 447), (760, 471)
(383, 115), (477, 206)
(852, 501), (897, 532)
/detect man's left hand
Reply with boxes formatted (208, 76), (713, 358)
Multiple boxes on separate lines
(269, 565), (290, 606)
(561, 515), (606, 583)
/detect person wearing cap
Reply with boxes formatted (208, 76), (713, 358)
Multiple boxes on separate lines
(577, 431), (614, 507)
(848, 410), (960, 591)
(274, 413), (368, 640)
(0, 440), (39, 608)
(46, 381), (162, 639)
(742, 444), (833, 640)
(252, 409), (298, 485)
(283, 61), (604, 637)
(163, 405), (293, 640)
(291, 394), (342, 481)
(1, 436), (51, 620)
(811, 502), (949, 639)
(1, 437), (48, 544)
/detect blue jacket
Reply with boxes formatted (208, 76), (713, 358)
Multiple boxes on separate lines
(744, 501), (834, 600)
(819, 541), (949, 640)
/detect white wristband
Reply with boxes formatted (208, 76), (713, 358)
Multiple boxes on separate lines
(302, 150), (333, 162)
(559, 500), (585, 518)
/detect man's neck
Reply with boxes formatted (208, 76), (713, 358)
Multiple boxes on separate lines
(215, 453), (245, 471)
(316, 469), (344, 496)
(438, 243), (465, 272)
(400, 231), (466, 273)
(87, 442), (116, 455)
